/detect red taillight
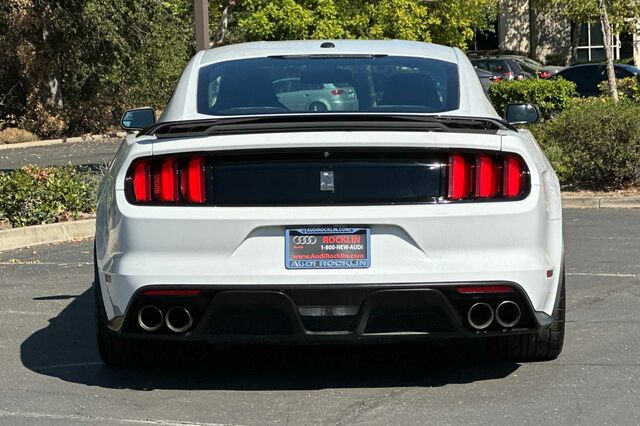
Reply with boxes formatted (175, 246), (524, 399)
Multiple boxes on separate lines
(456, 286), (515, 294)
(448, 154), (473, 200)
(132, 160), (151, 202)
(539, 71), (551, 79)
(129, 156), (207, 204)
(142, 289), (202, 296)
(447, 153), (527, 201)
(180, 156), (206, 203)
(475, 155), (500, 198)
(330, 89), (344, 96)
(153, 159), (178, 202)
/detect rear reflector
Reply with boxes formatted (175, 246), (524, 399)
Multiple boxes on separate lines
(132, 161), (151, 202)
(142, 289), (202, 296)
(455, 286), (515, 294)
(154, 159), (178, 202)
(181, 157), (206, 203)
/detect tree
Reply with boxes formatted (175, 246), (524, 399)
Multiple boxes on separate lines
(599, 0), (618, 101)
(0, 0), (193, 136)
(232, 0), (499, 49)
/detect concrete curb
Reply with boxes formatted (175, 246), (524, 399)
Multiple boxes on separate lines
(0, 132), (125, 151)
(562, 196), (640, 209)
(0, 219), (95, 252)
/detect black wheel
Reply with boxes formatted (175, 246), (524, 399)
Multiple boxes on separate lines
(93, 249), (176, 367)
(308, 102), (328, 112)
(489, 270), (565, 361)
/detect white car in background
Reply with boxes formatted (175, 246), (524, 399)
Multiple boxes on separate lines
(95, 40), (565, 366)
(273, 77), (358, 112)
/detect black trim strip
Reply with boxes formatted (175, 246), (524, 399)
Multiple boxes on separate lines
(139, 114), (516, 139)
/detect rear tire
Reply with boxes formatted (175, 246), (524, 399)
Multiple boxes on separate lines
(308, 102), (328, 112)
(489, 271), (565, 361)
(93, 250), (176, 367)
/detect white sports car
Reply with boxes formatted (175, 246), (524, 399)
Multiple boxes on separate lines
(95, 40), (565, 366)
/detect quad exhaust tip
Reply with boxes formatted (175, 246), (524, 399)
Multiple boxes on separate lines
(467, 302), (494, 330)
(137, 305), (163, 332)
(495, 300), (521, 328)
(165, 306), (193, 333)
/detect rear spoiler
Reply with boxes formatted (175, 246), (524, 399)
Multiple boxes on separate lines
(139, 114), (516, 139)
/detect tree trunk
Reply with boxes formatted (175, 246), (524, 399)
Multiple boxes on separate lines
(212, 0), (239, 47)
(567, 22), (581, 66)
(528, 0), (538, 60)
(599, 0), (618, 102)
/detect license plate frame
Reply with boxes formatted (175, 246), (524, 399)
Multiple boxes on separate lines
(285, 227), (371, 270)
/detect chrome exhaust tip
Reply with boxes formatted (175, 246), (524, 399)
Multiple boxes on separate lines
(495, 300), (521, 328)
(467, 302), (494, 330)
(165, 307), (193, 333)
(137, 305), (163, 332)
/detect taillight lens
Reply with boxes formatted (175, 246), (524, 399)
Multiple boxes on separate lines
(181, 156), (206, 203)
(447, 152), (527, 201)
(330, 89), (344, 96)
(475, 154), (500, 198)
(132, 160), (151, 202)
(127, 155), (207, 204)
(503, 155), (524, 198)
(448, 154), (473, 200)
(153, 159), (178, 202)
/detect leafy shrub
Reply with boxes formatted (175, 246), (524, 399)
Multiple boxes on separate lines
(598, 76), (640, 103)
(489, 78), (577, 120)
(0, 165), (100, 227)
(532, 99), (640, 189)
(0, 127), (37, 144)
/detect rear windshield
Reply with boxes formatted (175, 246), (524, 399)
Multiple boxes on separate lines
(197, 56), (460, 116)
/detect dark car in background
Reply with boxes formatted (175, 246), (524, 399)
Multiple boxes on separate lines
(474, 68), (502, 94)
(553, 63), (640, 97)
(502, 55), (565, 79)
(471, 57), (531, 81)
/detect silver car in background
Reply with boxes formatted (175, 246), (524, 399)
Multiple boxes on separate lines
(274, 78), (358, 111)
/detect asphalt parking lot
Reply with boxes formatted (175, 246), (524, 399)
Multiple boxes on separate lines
(0, 138), (121, 171)
(0, 208), (639, 425)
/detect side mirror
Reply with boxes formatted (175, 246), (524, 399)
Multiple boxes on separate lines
(120, 107), (156, 131)
(504, 103), (541, 125)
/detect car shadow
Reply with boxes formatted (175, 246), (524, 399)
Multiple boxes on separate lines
(21, 288), (520, 391)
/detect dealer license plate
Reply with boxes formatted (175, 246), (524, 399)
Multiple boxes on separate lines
(285, 227), (371, 269)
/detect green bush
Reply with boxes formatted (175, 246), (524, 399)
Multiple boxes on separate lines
(532, 99), (640, 189)
(489, 78), (577, 120)
(598, 76), (640, 103)
(0, 165), (100, 227)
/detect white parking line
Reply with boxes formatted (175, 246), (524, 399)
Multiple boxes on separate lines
(567, 272), (639, 278)
(0, 410), (234, 426)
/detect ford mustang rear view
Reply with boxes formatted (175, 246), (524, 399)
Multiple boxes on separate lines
(94, 40), (565, 366)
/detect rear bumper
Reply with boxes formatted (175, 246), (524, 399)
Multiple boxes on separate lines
(111, 283), (553, 344)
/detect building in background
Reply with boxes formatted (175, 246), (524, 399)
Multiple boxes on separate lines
(474, 0), (640, 66)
